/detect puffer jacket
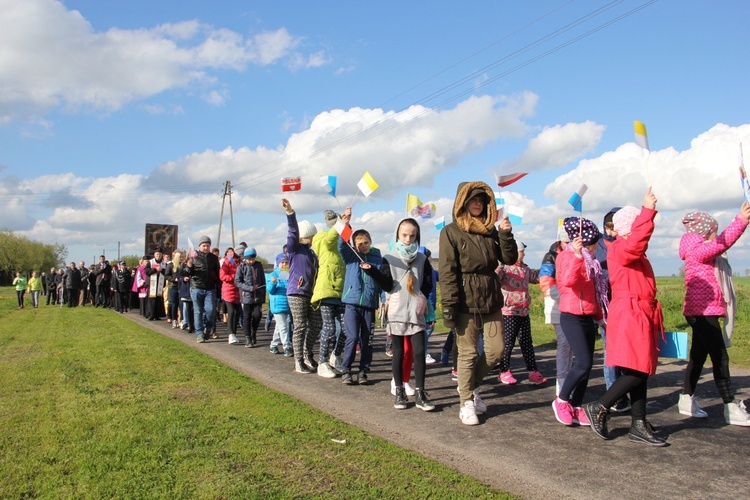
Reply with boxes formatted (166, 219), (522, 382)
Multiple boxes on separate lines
(539, 242), (562, 324)
(311, 226), (345, 304)
(439, 181), (518, 320)
(285, 212), (318, 297)
(220, 257), (240, 304)
(340, 238), (383, 310)
(266, 268), (290, 314)
(235, 260), (266, 305)
(185, 251), (220, 290)
(556, 248), (603, 320)
(680, 214), (748, 316)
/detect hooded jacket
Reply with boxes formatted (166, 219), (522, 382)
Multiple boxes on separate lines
(439, 181), (518, 321)
(219, 256), (240, 304)
(285, 212), (318, 297)
(311, 225), (345, 304)
(340, 238), (383, 310)
(234, 260), (266, 305)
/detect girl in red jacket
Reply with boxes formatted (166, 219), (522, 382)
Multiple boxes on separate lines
(552, 217), (605, 428)
(583, 188), (666, 446)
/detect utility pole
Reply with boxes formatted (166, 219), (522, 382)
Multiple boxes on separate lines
(217, 180), (236, 250)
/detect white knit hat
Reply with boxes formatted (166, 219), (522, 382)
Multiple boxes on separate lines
(298, 220), (318, 239)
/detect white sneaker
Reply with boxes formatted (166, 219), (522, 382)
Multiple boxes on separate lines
(390, 378), (397, 396)
(678, 393), (708, 418)
(329, 353), (343, 374)
(473, 389), (487, 414)
(425, 353), (437, 364)
(171, 320), (178, 329)
(460, 400), (480, 425)
(403, 381), (416, 397)
(317, 362), (337, 379)
(228, 334), (239, 345)
(725, 400), (750, 426)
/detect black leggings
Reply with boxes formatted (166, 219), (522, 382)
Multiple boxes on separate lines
(392, 332), (426, 390)
(599, 368), (648, 420)
(225, 302), (240, 334)
(559, 313), (597, 407)
(684, 315), (733, 403)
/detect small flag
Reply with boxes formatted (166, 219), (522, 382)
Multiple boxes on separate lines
(320, 176), (337, 197)
(406, 193), (436, 219)
(568, 184), (588, 212)
(356, 171), (379, 197)
(433, 216), (446, 231)
(281, 177), (302, 192)
(333, 218), (353, 244)
(495, 172), (527, 188)
(634, 121), (650, 152)
(507, 206), (524, 226)
(494, 192), (505, 221)
(187, 237), (197, 258)
(740, 144), (750, 204)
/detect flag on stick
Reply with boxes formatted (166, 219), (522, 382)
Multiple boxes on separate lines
(281, 177), (302, 192)
(433, 216), (446, 231)
(187, 237), (197, 258)
(634, 121), (650, 152)
(356, 171), (379, 197)
(495, 172), (527, 188)
(406, 193), (436, 219)
(494, 191), (505, 220)
(320, 176), (337, 197)
(507, 206), (524, 226)
(568, 184), (588, 212)
(739, 144), (750, 204)
(333, 218), (353, 245)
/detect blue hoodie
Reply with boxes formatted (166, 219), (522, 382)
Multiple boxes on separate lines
(339, 237), (383, 310)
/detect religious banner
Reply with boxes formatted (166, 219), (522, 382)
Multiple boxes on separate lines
(145, 223), (178, 259)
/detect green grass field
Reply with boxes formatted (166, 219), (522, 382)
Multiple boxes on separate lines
(0, 293), (508, 499)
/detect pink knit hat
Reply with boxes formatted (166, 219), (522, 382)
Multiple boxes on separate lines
(682, 212), (718, 238)
(612, 206), (640, 236)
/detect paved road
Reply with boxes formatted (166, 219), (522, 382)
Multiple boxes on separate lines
(126, 312), (750, 499)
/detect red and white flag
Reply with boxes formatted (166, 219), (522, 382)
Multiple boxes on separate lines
(281, 177), (302, 192)
(495, 172), (527, 188)
(334, 218), (353, 244)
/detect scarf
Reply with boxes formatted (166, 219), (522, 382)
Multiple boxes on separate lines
(394, 241), (419, 263)
(580, 246), (609, 321)
(715, 253), (735, 347)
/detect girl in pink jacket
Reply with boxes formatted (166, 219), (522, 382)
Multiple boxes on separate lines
(678, 202), (750, 426)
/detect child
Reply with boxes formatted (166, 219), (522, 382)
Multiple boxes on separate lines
(220, 247), (241, 345)
(362, 218), (435, 411)
(678, 201), (750, 426)
(339, 207), (383, 385)
(281, 198), (322, 374)
(497, 242), (547, 386)
(584, 188), (667, 445)
(234, 248), (266, 348)
(266, 254), (293, 356)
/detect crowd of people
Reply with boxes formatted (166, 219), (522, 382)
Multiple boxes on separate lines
(11, 181), (750, 443)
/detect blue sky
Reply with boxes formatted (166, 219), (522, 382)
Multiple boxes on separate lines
(2, 0), (750, 275)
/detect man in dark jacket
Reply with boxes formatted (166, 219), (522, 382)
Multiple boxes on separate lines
(92, 255), (112, 307)
(64, 262), (82, 307)
(439, 180), (518, 426)
(46, 267), (57, 305)
(185, 235), (220, 343)
(78, 261), (89, 306)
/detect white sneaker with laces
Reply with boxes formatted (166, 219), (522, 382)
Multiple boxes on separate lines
(228, 334), (239, 345)
(460, 400), (480, 425)
(317, 362), (337, 379)
(425, 353), (437, 364)
(473, 389), (487, 414)
(678, 393), (708, 418)
(725, 400), (750, 426)
(403, 381), (416, 396)
(172, 320), (178, 329)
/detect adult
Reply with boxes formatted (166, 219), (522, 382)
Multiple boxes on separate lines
(439, 181), (518, 425)
(111, 261), (132, 313)
(45, 268), (57, 306)
(677, 202), (750, 426)
(165, 251), (183, 328)
(185, 236), (220, 343)
(64, 262), (82, 307)
(92, 255), (112, 308)
(78, 261), (89, 306)
(145, 248), (167, 320)
(13, 271), (27, 309)
(27, 271), (44, 308)
(584, 188), (667, 445)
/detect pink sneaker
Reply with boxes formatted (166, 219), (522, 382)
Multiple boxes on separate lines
(573, 407), (590, 426)
(528, 371), (547, 385)
(552, 398), (574, 426)
(499, 371), (518, 385)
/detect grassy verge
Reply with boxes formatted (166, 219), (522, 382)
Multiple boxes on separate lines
(0, 294), (507, 499)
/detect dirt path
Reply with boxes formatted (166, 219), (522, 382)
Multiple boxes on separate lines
(126, 312), (750, 499)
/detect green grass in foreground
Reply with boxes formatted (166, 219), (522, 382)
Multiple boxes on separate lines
(0, 298), (507, 499)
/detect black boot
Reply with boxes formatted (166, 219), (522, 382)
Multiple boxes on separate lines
(583, 402), (610, 440)
(629, 419), (667, 447)
(394, 387), (408, 409)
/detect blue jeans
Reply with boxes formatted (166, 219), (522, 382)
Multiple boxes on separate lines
(190, 288), (216, 338)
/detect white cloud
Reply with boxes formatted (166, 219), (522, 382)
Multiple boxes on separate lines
(0, 0), (327, 121)
(544, 123), (750, 213)
(510, 121), (605, 171)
